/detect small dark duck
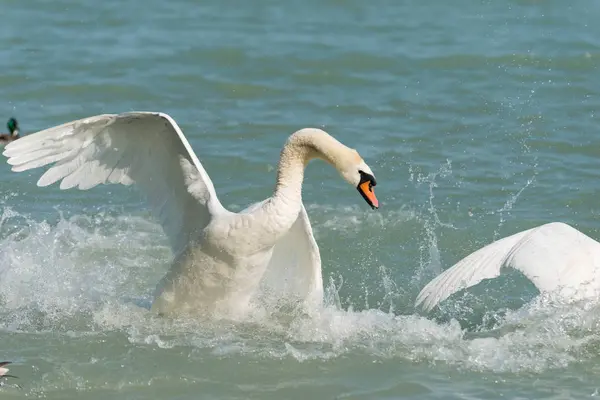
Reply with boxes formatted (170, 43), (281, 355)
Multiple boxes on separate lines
(0, 361), (17, 379)
(0, 118), (20, 145)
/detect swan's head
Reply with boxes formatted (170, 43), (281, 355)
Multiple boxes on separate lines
(286, 128), (379, 209)
(338, 152), (379, 210)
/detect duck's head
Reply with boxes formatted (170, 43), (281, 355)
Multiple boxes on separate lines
(7, 118), (18, 137)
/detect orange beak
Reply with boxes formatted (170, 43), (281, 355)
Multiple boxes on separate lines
(358, 180), (379, 209)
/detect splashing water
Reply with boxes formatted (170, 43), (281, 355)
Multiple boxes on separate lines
(0, 202), (599, 385)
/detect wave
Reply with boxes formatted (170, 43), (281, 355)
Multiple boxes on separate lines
(0, 204), (599, 377)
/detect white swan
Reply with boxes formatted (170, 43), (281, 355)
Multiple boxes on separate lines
(3, 112), (379, 317)
(415, 222), (600, 312)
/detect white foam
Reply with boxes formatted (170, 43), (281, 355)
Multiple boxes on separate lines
(0, 206), (598, 374)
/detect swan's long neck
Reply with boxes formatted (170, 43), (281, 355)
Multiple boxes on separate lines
(272, 142), (309, 207)
(258, 129), (349, 237)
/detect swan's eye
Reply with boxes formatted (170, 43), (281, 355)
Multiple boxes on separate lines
(358, 170), (376, 187)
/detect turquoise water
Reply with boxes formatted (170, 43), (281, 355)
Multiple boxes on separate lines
(2, 0), (600, 398)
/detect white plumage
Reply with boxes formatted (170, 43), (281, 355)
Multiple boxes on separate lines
(6, 113), (220, 256)
(3, 112), (379, 317)
(415, 222), (600, 312)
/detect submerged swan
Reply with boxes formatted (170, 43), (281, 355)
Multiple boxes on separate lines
(415, 222), (600, 312)
(3, 112), (379, 317)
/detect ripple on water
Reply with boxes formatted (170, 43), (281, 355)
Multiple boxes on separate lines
(0, 204), (599, 390)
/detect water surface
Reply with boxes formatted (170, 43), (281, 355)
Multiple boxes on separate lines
(2, 0), (600, 398)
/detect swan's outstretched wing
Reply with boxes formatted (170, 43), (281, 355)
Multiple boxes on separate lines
(258, 205), (323, 308)
(415, 222), (600, 312)
(3, 112), (225, 255)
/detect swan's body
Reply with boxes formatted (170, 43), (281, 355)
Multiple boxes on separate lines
(3, 112), (378, 317)
(415, 222), (600, 312)
(0, 118), (20, 145)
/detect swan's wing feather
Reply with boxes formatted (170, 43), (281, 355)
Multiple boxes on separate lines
(415, 228), (533, 312)
(415, 222), (600, 312)
(3, 112), (224, 255)
(259, 205), (323, 307)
